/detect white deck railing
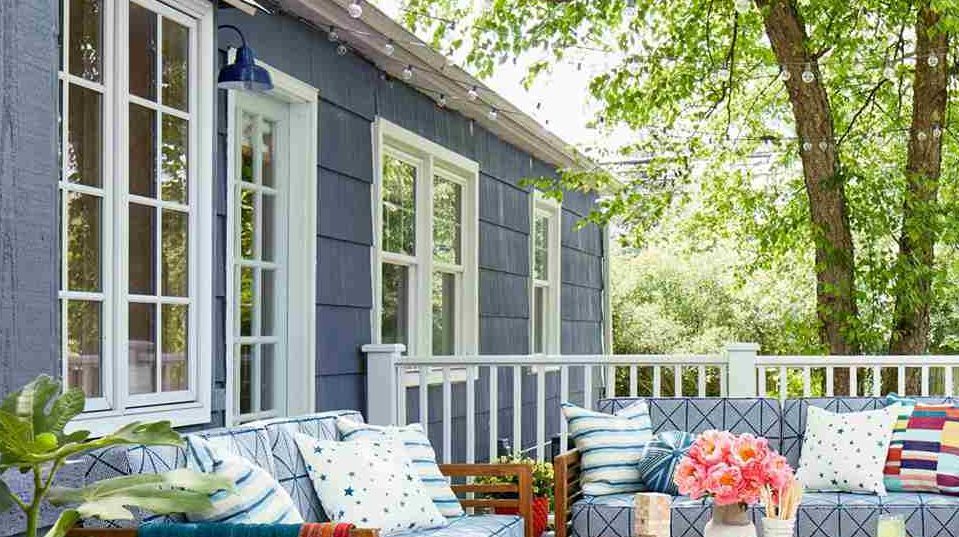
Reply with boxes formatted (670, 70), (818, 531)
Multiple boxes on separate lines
(362, 343), (959, 464)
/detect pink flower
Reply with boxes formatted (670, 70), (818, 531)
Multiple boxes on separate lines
(689, 430), (733, 466)
(762, 453), (794, 490)
(705, 463), (743, 505)
(674, 457), (708, 499)
(729, 434), (768, 466)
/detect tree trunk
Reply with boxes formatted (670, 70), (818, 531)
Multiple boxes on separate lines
(758, 0), (859, 354)
(889, 5), (949, 356)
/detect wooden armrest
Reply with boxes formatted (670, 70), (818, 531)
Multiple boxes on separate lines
(439, 463), (534, 537)
(553, 449), (581, 537)
(68, 527), (380, 537)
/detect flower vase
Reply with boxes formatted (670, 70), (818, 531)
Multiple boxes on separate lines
(761, 517), (796, 537)
(704, 504), (757, 537)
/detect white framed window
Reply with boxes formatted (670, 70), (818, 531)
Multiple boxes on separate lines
(373, 118), (478, 358)
(58, 0), (214, 434)
(530, 194), (561, 355)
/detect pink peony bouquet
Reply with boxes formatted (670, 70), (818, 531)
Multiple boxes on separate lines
(673, 430), (794, 506)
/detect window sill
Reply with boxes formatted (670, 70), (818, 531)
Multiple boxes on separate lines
(68, 401), (212, 438)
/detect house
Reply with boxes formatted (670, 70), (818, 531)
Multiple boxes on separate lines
(0, 0), (609, 460)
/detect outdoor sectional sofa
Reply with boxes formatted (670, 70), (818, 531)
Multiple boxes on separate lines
(54, 410), (533, 537)
(554, 397), (959, 537)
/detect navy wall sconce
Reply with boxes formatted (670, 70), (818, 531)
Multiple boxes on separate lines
(217, 24), (273, 91)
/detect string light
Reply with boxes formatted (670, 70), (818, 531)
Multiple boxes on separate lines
(927, 54), (940, 68)
(917, 130), (928, 141)
(467, 86), (479, 101)
(780, 68), (791, 81)
(437, 94), (447, 108)
(627, 60), (641, 75)
(488, 107), (498, 120)
(337, 44), (348, 56)
(402, 65), (414, 81)
(623, 0), (637, 19)
(735, 0), (752, 11)
(384, 40), (395, 56)
(328, 26), (339, 42)
(801, 64), (815, 83)
(818, 140), (829, 151)
(933, 124), (943, 139)
(347, 0), (363, 18)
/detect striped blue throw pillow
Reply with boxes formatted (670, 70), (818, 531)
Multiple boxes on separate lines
(562, 401), (653, 496)
(186, 436), (303, 524)
(636, 430), (694, 495)
(336, 417), (464, 517)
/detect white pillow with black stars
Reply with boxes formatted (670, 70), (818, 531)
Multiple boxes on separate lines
(294, 433), (447, 535)
(796, 404), (901, 495)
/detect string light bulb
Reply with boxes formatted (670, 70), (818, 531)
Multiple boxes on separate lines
(932, 124), (943, 139)
(917, 130), (928, 141)
(819, 140), (829, 151)
(347, 0), (363, 18)
(467, 86), (479, 101)
(328, 26), (339, 42)
(437, 94), (447, 108)
(402, 65), (414, 81)
(336, 44), (348, 56)
(627, 60), (641, 75)
(801, 65), (815, 83)
(735, 0), (752, 12)
(488, 107), (498, 121)
(802, 141), (813, 152)
(384, 40), (395, 56)
(780, 68), (791, 81)
(624, 0), (637, 18)
(927, 54), (940, 68)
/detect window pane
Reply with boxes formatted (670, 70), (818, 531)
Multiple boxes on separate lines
(239, 188), (254, 259)
(262, 193), (275, 261)
(381, 263), (408, 346)
(66, 300), (101, 397)
(66, 84), (102, 187)
(261, 269), (275, 336)
(128, 2), (157, 101)
(161, 114), (188, 203)
(239, 267), (253, 336)
(68, 0), (103, 82)
(382, 156), (416, 255)
(240, 113), (254, 183)
(66, 192), (101, 291)
(260, 344), (275, 411)
(161, 18), (189, 111)
(533, 214), (548, 280)
(533, 286), (545, 354)
(129, 103), (157, 197)
(239, 344), (253, 414)
(129, 302), (157, 394)
(433, 177), (461, 264)
(432, 272), (456, 356)
(261, 119), (275, 187)
(161, 209), (188, 296)
(129, 203), (156, 294)
(161, 304), (188, 391)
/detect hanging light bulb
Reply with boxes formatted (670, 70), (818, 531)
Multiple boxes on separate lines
(347, 0), (363, 18)
(780, 68), (791, 81)
(932, 124), (943, 139)
(384, 40), (395, 56)
(801, 65), (815, 83)
(927, 54), (940, 68)
(336, 44), (348, 56)
(402, 65), (414, 81)
(488, 107), (498, 121)
(917, 130), (928, 142)
(467, 86), (479, 101)
(819, 140), (829, 151)
(328, 26), (339, 42)
(627, 60), (641, 75)
(437, 94), (447, 108)
(802, 141), (813, 152)
(735, 0), (752, 11)
(623, 0), (637, 18)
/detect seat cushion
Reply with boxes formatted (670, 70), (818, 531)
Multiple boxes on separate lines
(398, 515), (523, 537)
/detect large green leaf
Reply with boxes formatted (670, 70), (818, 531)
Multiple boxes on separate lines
(0, 410), (32, 460)
(0, 479), (15, 513)
(1, 375), (60, 438)
(47, 469), (232, 521)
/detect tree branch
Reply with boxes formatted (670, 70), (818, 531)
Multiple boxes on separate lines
(837, 79), (888, 147)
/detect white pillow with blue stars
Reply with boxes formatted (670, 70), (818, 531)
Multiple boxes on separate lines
(294, 433), (448, 535)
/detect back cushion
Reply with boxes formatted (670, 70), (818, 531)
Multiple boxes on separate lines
(781, 397), (958, 468)
(598, 397), (784, 459)
(258, 410), (365, 522)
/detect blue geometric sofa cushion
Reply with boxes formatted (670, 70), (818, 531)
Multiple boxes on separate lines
(406, 514), (522, 537)
(254, 410), (365, 522)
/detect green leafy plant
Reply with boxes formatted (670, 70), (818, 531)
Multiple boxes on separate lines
(478, 455), (555, 500)
(0, 375), (232, 537)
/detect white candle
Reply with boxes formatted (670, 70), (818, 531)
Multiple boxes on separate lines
(877, 515), (905, 537)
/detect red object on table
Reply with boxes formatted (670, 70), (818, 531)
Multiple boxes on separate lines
(496, 496), (550, 537)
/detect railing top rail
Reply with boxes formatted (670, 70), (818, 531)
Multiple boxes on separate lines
(395, 354), (725, 366)
(755, 355), (959, 366)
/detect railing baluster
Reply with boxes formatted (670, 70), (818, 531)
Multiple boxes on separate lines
(719, 365), (727, 397)
(826, 367), (834, 397)
(512, 365), (522, 455)
(560, 365), (569, 449)
(898, 365), (906, 395)
(397, 365), (407, 425)
(466, 365), (475, 464)
(419, 368), (429, 424)
(442, 367), (452, 464)
(629, 365), (638, 397)
(488, 365), (498, 462)
(674, 365), (682, 397)
(921, 366), (930, 396)
(802, 367), (811, 397)
(652, 366), (662, 397)
(946, 366), (954, 397)
(849, 367), (858, 396)
(698, 365), (707, 397)
(536, 365), (546, 461)
(758, 367), (767, 397)
(778, 366), (787, 400)
(872, 366), (881, 397)
(606, 364), (617, 398)
(584, 365), (593, 410)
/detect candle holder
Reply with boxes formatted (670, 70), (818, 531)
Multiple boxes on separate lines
(877, 514), (907, 537)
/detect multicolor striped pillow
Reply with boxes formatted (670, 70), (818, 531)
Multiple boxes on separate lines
(186, 436), (303, 524)
(561, 401), (653, 496)
(335, 418), (464, 517)
(883, 395), (959, 495)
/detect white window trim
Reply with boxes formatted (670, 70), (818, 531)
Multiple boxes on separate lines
(224, 52), (319, 426)
(371, 118), (479, 374)
(64, 0), (215, 437)
(530, 192), (562, 357)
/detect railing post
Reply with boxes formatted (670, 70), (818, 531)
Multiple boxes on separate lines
(362, 343), (405, 425)
(726, 342), (760, 397)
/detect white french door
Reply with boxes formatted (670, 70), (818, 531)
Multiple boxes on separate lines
(231, 92), (290, 422)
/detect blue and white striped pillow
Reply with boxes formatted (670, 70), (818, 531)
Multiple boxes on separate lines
(636, 430), (694, 495)
(336, 418), (464, 517)
(186, 435), (303, 524)
(562, 401), (653, 496)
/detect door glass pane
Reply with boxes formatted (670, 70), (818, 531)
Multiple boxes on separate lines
(68, 0), (103, 82)
(161, 209), (188, 296)
(381, 263), (409, 346)
(382, 155), (416, 255)
(240, 113), (254, 183)
(433, 177), (461, 264)
(161, 304), (188, 391)
(262, 193), (275, 261)
(261, 119), (275, 187)
(129, 203), (156, 294)
(239, 267), (254, 336)
(66, 300), (101, 397)
(128, 103), (157, 197)
(129, 302), (157, 394)
(261, 270), (274, 336)
(533, 286), (545, 354)
(239, 188), (254, 259)
(161, 18), (189, 111)
(128, 2), (157, 101)
(533, 214), (549, 280)
(432, 272), (456, 355)
(66, 84), (102, 187)
(66, 192), (101, 291)
(161, 114), (188, 203)
(260, 344), (274, 411)
(239, 344), (253, 414)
